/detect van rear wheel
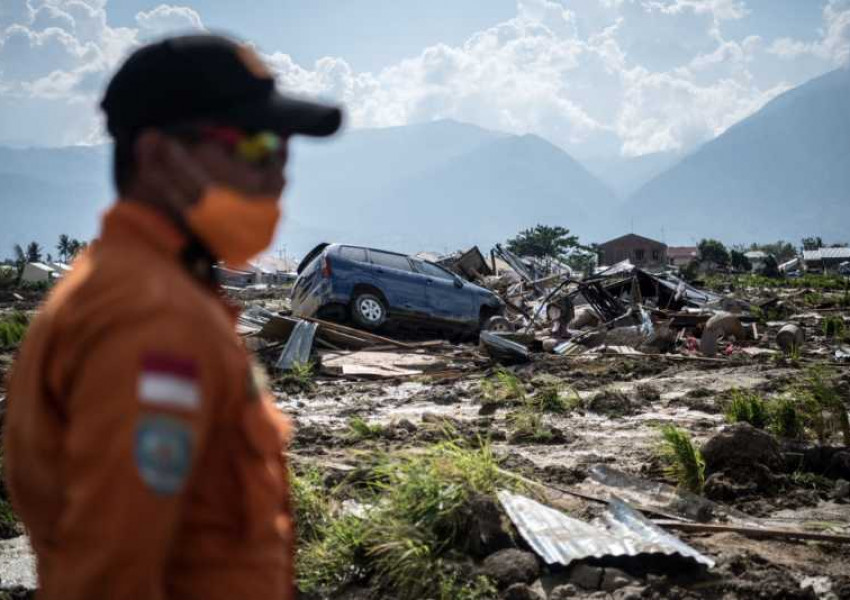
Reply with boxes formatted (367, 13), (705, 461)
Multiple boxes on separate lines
(351, 293), (387, 329)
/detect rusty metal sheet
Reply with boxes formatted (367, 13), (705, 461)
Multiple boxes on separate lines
(497, 491), (715, 568)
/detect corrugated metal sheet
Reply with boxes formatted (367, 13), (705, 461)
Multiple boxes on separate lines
(497, 491), (715, 568)
(275, 320), (318, 371)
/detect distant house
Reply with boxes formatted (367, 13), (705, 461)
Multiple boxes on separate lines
(250, 255), (298, 284)
(803, 248), (850, 273)
(21, 262), (58, 284)
(667, 246), (698, 268)
(49, 262), (73, 276)
(744, 250), (768, 272)
(598, 234), (667, 270)
(213, 265), (256, 287)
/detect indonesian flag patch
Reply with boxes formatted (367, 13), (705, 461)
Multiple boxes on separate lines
(138, 354), (201, 411)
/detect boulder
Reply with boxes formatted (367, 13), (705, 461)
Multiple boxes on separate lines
(502, 583), (545, 600)
(480, 549), (540, 589)
(702, 423), (784, 474)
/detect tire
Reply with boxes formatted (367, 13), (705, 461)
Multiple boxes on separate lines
(351, 292), (387, 330)
(482, 315), (514, 333)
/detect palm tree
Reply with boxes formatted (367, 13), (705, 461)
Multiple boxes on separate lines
(13, 244), (26, 280)
(68, 239), (81, 258)
(57, 234), (71, 262)
(26, 241), (43, 263)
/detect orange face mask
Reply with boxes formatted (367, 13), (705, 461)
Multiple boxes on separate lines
(185, 185), (281, 267)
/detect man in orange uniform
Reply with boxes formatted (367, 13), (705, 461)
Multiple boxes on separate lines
(3, 34), (341, 600)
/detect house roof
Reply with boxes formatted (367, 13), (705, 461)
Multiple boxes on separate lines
(27, 262), (55, 273)
(744, 251), (767, 259)
(803, 248), (850, 261)
(599, 233), (666, 248)
(667, 246), (697, 258)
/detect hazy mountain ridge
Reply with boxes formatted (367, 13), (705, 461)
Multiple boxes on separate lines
(626, 66), (850, 244)
(2, 65), (849, 260)
(1, 120), (620, 257)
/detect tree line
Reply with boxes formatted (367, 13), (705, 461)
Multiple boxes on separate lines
(504, 225), (846, 278)
(5, 234), (89, 282)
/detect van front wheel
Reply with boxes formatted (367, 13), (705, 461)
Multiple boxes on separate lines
(351, 293), (387, 329)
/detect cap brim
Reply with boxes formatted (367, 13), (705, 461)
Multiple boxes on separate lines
(226, 92), (343, 137)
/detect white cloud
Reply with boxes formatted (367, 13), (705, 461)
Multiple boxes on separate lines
(260, 0), (789, 156)
(135, 4), (205, 40)
(642, 0), (749, 21)
(0, 1), (205, 144)
(769, 0), (850, 66)
(0, 0), (842, 156)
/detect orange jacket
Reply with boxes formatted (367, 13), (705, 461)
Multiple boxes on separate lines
(3, 202), (294, 600)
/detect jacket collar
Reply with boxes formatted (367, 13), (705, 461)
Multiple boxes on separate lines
(100, 201), (218, 289)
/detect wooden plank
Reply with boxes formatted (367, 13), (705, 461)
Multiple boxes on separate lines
(653, 520), (850, 544)
(303, 316), (420, 350)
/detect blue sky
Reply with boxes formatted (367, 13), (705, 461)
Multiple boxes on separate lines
(1, 0), (848, 157)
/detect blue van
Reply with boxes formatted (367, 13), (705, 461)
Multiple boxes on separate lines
(291, 243), (504, 335)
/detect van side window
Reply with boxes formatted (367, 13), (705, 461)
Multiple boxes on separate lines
(415, 261), (454, 281)
(339, 246), (368, 262)
(370, 250), (414, 272)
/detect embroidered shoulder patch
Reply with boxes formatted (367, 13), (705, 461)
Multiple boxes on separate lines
(134, 415), (194, 495)
(138, 353), (200, 411)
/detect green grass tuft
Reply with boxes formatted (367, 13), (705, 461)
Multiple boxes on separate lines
(658, 425), (705, 495)
(0, 312), (28, 349)
(346, 416), (387, 441)
(797, 365), (849, 445)
(822, 316), (846, 339)
(769, 396), (805, 439)
(724, 389), (769, 429)
(532, 382), (581, 413)
(480, 367), (526, 407)
(296, 441), (510, 599)
(291, 466), (331, 542)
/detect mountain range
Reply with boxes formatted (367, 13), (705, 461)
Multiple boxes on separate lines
(1, 66), (848, 260)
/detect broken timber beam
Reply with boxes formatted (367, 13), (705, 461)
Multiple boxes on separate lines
(653, 520), (850, 544)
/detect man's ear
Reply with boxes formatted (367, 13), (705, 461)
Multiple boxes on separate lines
(134, 129), (166, 173)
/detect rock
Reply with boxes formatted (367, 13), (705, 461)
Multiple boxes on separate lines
(826, 451), (850, 480)
(612, 586), (647, 600)
(833, 479), (850, 500)
(702, 423), (784, 474)
(459, 494), (515, 558)
(569, 563), (604, 590)
(549, 584), (579, 599)
(586, 389), (635, 416)
(502, 583), (545, 600)
(600, 568), (640, 592)
(704, 472), (758, 501)
(480, 549), (540, 589)
(776, 324), (805, 354)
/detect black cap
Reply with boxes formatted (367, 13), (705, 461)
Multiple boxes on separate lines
(101, 34), (343, 141)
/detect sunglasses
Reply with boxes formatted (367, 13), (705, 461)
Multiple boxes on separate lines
(173, 125), (287, 165)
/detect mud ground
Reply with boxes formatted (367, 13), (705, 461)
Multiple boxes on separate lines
(2, 299), (850, 599)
